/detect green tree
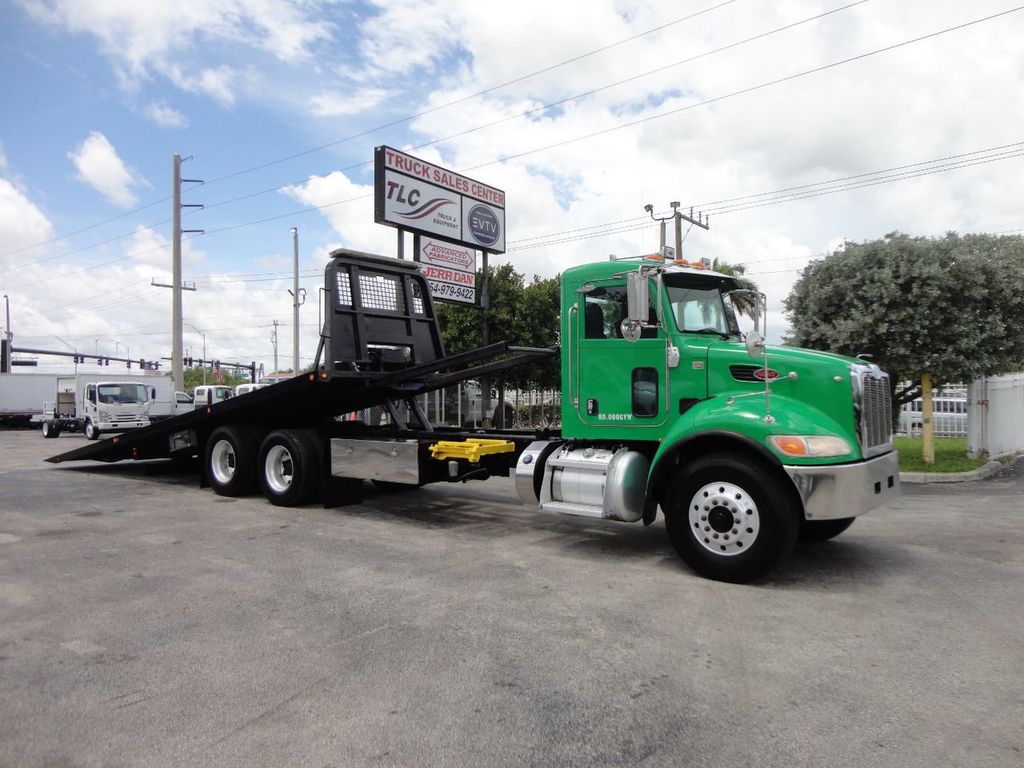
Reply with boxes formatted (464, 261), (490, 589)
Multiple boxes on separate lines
(181, 366), (249, 394)
(435, 264), (560, 388)
(784, 232), (1024, 406)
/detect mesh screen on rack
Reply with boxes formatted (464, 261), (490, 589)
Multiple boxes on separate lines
(336, 272), (352, 306)
(359, 272), (405, 312)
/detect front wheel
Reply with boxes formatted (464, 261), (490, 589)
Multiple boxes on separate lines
(663, 453), (799, 583)
(799, 517), (855, 542)
(84, 420), (101, 440)
(258, 429), (322, 507)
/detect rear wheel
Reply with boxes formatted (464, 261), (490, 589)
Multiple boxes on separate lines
(258, 429), (322, 507)
(205, 425), (260, 496)
(799, 517), (855, 542)
(663, 453), (799, 583)
(42, 420), (61, 438)
(84, 420), (101, 440)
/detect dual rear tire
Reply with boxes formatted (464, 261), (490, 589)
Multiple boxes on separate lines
(205, 426), (321, 507)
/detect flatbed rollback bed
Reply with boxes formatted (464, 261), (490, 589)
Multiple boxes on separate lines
(47, 249), (556, 507)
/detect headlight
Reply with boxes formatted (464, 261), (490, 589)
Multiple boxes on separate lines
(98, 410), (111, 421)
(769, 435), (852, 458)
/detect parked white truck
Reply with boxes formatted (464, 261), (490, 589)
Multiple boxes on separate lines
(37, 374), (192, 438)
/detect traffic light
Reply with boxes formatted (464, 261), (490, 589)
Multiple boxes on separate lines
(214, 360), (220, 372)
(187, 356), (193, 367)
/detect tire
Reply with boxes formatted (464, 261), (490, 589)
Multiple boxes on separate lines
(799, 517), (855, 542)
(205, 425), (260, 497)
(663, 453), (800, 583)
(42, 420), (61, 439)
(84, 420), (101, 440)
(258, 429), (322, 507)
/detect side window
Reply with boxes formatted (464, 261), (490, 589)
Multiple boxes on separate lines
(584, 288), (625, 339)
(583, 285), (657, 339)
(632, 367), (659, 417)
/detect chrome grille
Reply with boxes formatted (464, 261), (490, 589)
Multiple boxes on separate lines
(857, 371), (892, 455)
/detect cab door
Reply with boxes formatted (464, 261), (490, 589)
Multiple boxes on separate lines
(573, 282), (668, 433)
(571, 280), (711, 437)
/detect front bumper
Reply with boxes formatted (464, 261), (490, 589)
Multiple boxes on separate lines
(783, 451), (900, 521)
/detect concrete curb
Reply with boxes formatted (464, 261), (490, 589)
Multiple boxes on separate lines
(900, 457), (1015, 484)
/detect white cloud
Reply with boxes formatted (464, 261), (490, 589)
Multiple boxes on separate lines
(0, 178), (54, 258)
(68, 132), (147, 208)
(282, 172), (395, 255)
(0, 142), (7, 169)
(143, 101), (188, 128)
(19, 0), (333, 104)
(310, 87), (392, 117)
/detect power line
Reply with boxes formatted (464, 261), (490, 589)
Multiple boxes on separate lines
(183, 2), (868, 224)
(5, 1), (855, 269)
(461, 6), (1024, 173)
(191, 0), (744, 186)
(5, 0), (746, 264)
(178, 6), (1019, 246)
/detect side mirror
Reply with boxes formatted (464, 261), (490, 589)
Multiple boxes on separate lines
(150, 387), (156, 401)
(745, 330), (765, 360)
(626, 269), (649, 323)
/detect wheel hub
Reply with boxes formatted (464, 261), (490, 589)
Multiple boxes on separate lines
(687, 481), (760, 557)
(210, 440), (237, 485)
(265, 445), (295, 494)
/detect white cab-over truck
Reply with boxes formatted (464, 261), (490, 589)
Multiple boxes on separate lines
(38, 374), (192, 439)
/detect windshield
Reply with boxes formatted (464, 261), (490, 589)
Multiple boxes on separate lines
(664, 277), (740, 336)
(97, 383), (149, 404)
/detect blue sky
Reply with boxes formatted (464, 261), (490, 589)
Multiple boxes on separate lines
(2, 0), (1023, 375)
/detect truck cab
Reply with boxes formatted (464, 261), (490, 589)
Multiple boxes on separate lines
(80, 381), (153, 439)
(193, 385), (234, 408)
(512, 256), (901, 581)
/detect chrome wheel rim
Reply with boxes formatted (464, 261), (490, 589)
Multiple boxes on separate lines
(264, 445), (294, 494)
(688, 481), (760, 556)
(210, 439), (237, 485)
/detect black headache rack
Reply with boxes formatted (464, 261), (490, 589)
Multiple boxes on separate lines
(47, 248), (556, 465)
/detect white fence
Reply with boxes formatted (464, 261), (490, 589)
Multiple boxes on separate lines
(896, 384), (968, 438)
(967, 374), (1024, 458)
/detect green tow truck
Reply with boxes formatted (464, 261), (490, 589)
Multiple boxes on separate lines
(50, 249), (898, 583)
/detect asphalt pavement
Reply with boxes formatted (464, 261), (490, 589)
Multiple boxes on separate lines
(0, 430), (1021, 768)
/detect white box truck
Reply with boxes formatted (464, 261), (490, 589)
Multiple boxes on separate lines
(0, 373), (59, 427)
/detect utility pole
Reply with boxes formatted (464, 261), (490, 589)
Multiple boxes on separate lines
(170, 153), (204, 391)
(645, 202), (710, 259)
(287, 228), (306, 374)
(271, 320), (280, 374)
(2, 294), (11, 374)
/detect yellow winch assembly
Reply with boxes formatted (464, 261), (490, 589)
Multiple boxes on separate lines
(429, 439), (516, 463)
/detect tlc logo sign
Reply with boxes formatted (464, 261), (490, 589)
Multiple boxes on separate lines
(386, 181), (421, 206)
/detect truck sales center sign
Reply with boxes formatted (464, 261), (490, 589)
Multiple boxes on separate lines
(374, 146), (506, 254)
